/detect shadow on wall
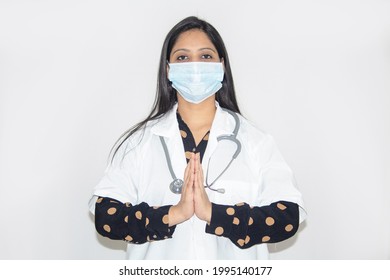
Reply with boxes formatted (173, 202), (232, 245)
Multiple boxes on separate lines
(268, 220), (307, 254)
(88, 212), (127, 252)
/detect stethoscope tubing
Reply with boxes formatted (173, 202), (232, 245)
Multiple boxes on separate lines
(160, 108), (241, 194)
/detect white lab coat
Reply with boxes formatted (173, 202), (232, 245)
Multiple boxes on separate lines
(89, 102), (306, 259)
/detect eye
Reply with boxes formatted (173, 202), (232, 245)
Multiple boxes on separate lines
(176, 55), (188, 62)
(201, 54), (213, 60)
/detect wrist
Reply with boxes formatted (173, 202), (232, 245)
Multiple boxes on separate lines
(168, 205), (189, 226)
(205, 202), (212, 224)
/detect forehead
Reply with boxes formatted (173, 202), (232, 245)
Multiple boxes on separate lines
(172, 29), (216, 50)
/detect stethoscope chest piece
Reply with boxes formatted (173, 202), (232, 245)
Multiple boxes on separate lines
(170, 179), (183, 194)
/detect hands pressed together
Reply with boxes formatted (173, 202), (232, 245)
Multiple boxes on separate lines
(168, 153), (212, 226)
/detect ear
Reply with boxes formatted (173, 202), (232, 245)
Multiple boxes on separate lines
(166, 61), (170, 79)
(221, 57), (226, 72)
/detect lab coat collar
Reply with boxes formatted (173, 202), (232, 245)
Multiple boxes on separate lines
(150, 103), (179, 137)
(150, 101), (235, 138)
(210, 102), (236, 137)
(150, 101), (238, 189)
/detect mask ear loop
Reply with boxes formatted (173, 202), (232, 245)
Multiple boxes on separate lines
(220, 58), (226, 76)
(166, 60), (171, 82)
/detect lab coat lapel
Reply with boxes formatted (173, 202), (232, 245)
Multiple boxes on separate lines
(151, 103), (187, 182)
(203, 103), (235, 167)
(150, 102), (236, 185)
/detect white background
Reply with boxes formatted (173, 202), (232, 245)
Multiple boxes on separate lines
(0, 0), (389, 259)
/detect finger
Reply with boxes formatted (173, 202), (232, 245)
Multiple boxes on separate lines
(196, 153), (202, 171)
(187, 168), (195, 194)
(195, 153), (204, 189)
(183, 156), (195, 191)
(194, 172), (204, 196)
(189, 154), (197, 183)
(183, 163), (191, 188)
(192, 152), (197, 171)
(190, 153), (197, 184)
(193, 152), (198, 173)
(198, 160), (204, 184)
(184, 162), (191, 182)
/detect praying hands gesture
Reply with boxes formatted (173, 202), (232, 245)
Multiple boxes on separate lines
(168, 153), (212, 226)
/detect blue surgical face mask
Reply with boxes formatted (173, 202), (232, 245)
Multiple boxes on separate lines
(168, 62), (224, 104)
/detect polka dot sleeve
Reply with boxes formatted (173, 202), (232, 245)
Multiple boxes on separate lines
(205, 201), (299, 249)
(94, 197), (176, 244)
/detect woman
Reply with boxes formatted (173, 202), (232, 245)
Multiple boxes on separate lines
(89, 16), (306, 259)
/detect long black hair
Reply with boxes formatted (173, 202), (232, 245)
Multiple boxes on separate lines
(110, 16), (241, 162)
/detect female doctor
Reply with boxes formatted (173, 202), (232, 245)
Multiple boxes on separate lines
(89, 16), (306, 259)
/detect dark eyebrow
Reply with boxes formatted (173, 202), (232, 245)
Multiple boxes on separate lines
(171, 47), (217, 55)
(171, 48), (190, 55)
(198, 47), (217, 53)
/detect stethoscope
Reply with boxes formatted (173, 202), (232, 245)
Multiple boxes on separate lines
(159, 109), (241, 194)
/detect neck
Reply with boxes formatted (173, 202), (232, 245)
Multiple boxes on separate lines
(177, 95), (216, 130)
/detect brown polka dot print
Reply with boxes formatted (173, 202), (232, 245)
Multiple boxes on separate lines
(262, 236), (270, 242)
(135, 211), (142, 220)
(162, 214), (169, 224)
(203, 133), (209, 141)
(124, 235), (133, 242)
(125, 202), (131, 207)
(248, 217), (254, 225)
(265, 217), (275, 226)
(235, 202), (245, 207)
(245, 235), (250, 244)
(285, 224), (294, 232)
(103, 225), (111, 233)
(107, 207), (117, 215)
(226, 207), (235, 215)
(145, 218), (149, 226)
(96, 197), (103, 203)
(215, 227), (224, 235)
(124, 216), (128, 223)
(277, 203), (287, 210)
(233, 217), (240, 225)
(237, 239), (245, 247)
(185, 151), (192, 159)
(109, 200), (119, 204)
(180, 130), (187, 138)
